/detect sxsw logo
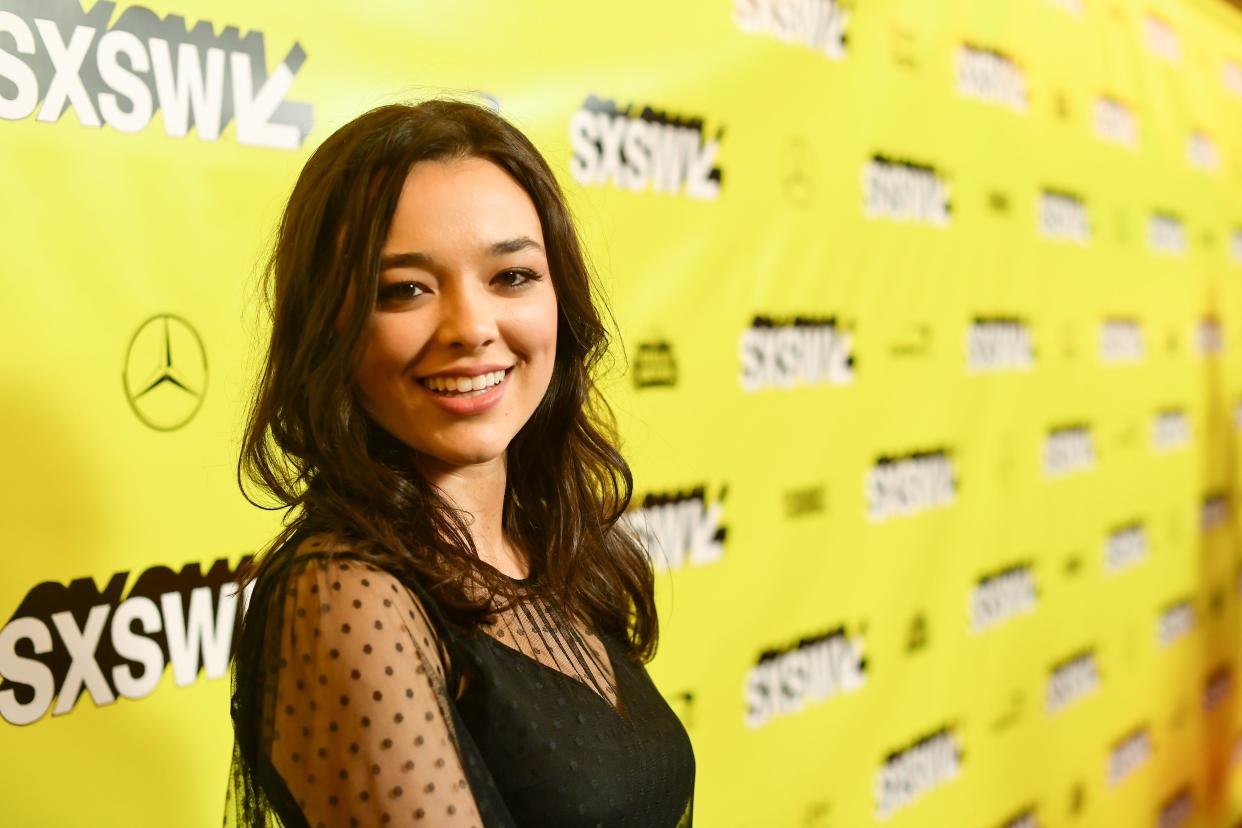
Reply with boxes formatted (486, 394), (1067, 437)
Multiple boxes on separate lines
(966, 317), (1034, 373)
(865, 450), (956, 522)
(0, 0), (312, 149)
(875, 727), (962, 819)
(744, 624), (866, 729)
(1093, 95), (1137, 148)
(955, 43), (1026, 112)
(1038, 188), (1091, 243)
(569, 95), (722, 199)
(0, 558), (251, 725)
(863, 154), (950, 226)
(732, 0), (850, 60)
(739, 315), (855, 392)
(622, 485), (727, 572)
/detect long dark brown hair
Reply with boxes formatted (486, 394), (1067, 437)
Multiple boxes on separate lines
(236, 99), (657, 664)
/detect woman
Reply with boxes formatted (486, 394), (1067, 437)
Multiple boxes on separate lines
(223, 99), (696, 827)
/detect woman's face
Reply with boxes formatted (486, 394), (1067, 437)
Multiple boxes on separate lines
(355, 156), (558, 471)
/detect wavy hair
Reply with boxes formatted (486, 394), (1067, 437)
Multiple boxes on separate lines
(235, 99), (656, 663)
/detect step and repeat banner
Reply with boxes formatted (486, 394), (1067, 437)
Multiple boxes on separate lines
(3, 0), (1242, 825)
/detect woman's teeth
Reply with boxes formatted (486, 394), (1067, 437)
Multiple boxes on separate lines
(421, 369), (507, 396)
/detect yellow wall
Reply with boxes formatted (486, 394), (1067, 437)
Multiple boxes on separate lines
(2, 1), (1242, 825)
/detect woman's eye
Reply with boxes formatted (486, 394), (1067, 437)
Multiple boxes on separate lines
(495, 268), (541, 289)
(377, 281), (426, 302)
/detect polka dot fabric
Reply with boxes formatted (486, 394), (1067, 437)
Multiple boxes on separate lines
(268, 555), (483, 827)
(225, 530), (696, 828)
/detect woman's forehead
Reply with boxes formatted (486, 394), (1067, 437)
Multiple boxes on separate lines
(384, 158), (545, 253)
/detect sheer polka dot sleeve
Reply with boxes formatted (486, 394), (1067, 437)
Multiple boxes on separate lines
(266, 555), (484, 828)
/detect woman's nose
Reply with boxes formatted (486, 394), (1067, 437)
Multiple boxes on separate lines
(435, 280), (497, 350)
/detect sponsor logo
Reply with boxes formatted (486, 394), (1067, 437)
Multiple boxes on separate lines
(1038, 189), (1091, 242)
(888, 320), (932, 359)
(1187, 131), (1219, 171)
(0, 559), (250, 725)
(632, 340), (678, 389)
(1043, 425), (1095, 478)
(1197, 318), (1223, 356)
(1157, 599), (1195, 647)
(875, 727), (962, 819)
(1163, 328), (1182, 357)
(622, 485), (726, 572)
(1093, 96), (1138, 147)
(1144, 13), (1180, 63)
(862, 155), (950, 226)
(569, 96), (722, 199)
(997, 807), (1039, 828)
(906, 612), (929, 653)
(739, 315), (855, 392)
(801, 800), (832, 827)
(1202, 493), (1228, 532)
(1068, 780), (1088, 815)
(781, 135), (817, 207)
(1046, 649), (1100, 714)
(1108, 726), (1152, 786)
(865, 450), (957, 522)
(732, 0), (849, 60)
(890, 22), (919, 70)
(1203, 664), (1232, 712)
(990, 688), (1026, 733)
(955, 44), (1027, 112)
(1227, 60), (1242, 99)
(1099, 319), (1144, 363)
(1104, 522), (1147, 574)
(1158, 787), (1193, 828)
(123, 313), (208, 431)
(1152, 409), (1189, 451)
(966, 317), (1034, 373)
(1064, 552), (1084, 578)
(784, 485), (826, 517)
(0, 1), (311, 149)
(744, 625), (866, 728)
(971, 564), (1037, 633)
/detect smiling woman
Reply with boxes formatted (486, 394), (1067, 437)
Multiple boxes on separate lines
(223, 100), (696, 828)
(356, 157), (559, 471)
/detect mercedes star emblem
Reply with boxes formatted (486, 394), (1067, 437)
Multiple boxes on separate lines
(123, 314), (208, 431)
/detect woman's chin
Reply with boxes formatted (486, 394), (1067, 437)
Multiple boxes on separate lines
(414, 442), (509, 472)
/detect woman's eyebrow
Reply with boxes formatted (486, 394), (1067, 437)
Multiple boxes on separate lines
(379, 237), (545, 272)
(487, 236), (544, 256)
(379, 251), (434, 271)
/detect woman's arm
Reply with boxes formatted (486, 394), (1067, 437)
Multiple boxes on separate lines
(267, 553), (484, 827)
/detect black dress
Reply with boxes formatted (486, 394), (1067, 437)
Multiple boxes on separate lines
(223, 530), (696, 827)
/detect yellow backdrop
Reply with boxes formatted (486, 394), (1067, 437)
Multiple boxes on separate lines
(2, 0), (1242, 826)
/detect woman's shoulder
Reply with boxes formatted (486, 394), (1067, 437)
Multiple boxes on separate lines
(274, 531), (417, 600)
(250, 529), (431, 624)
(262, 529), (458, 674)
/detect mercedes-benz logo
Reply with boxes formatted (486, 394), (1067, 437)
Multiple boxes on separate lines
(123, 314), (208, 431)
(781, 136), (815, 208)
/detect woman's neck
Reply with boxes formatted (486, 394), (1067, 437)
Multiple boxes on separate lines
(414, 453), (528, 579)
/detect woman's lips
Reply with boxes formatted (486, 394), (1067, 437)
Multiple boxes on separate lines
(417, 367), (511, 415)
